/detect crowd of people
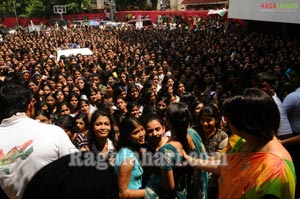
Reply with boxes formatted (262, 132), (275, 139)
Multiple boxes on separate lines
(0, 14), (299, 199)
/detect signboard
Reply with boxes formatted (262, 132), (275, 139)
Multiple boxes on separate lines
(229, 0), (300, 24)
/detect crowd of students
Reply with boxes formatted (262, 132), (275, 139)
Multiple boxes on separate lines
(0, 14), (299, 198)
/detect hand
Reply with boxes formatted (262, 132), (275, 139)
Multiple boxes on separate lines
(181, 149), (190, 161)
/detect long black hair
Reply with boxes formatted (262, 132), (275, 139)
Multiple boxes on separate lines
(117, 116), (143, 151)
(166, 102), (190, 154)
(223, 88), (279, 141)
(0, 83), (32, 121)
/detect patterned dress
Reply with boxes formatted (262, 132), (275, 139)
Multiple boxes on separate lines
(145, 143), (187, 199)
(203, 128), (228, 156)
(187, 128), (208, 199)
(219, 152), (296, 199)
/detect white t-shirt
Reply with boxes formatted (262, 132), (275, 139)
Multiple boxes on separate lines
(283, 87), (300, 134)
(272, 93), (292, 136)
(0, 114), (76, 199)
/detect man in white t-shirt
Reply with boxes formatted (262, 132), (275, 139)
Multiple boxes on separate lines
(0, 83), (76, 199)
(281, 66), (300, 198)
(258, 72), (293, 138)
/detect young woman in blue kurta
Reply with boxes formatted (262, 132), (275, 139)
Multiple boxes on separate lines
(114, 116), (146, 198)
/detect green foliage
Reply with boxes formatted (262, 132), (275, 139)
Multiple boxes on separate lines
(152, 0), (158, 10)
(115, 0), (126, 11)
(25, 0), (46, 18)
(81, 0), (92, 11)
(67, 2), (80, 14)
(66, 0), (91, 14)
(0, 5), (7, 19)
(0, 0), (92, 18)
(0, 0), (156, 19)
(0, 0), (24, 18)
(115, 0), (150, 11)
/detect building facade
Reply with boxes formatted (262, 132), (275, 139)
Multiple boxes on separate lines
(90, 0), (228, 12)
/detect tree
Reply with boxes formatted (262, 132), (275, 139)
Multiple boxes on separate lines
(0, 0), (91, 19)
(115, 0), (150, 11)
(25, 0), (46, 18)
(151, 0), (158, 10)
(0, 0), (25, 18)
(67, 0), (91, 14)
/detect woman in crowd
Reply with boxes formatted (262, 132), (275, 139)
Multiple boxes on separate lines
(183, 88), (296, 199)
(76, 77), (90, 98)
(103, 82), (114, 104)
(136, 70), (148, 88)
(87, 87), (99, 112)
(155, 95), (169, 119)
(56, 101), (71, 116)
(196, 104), (228, 198)
(173, 80), (186, 99)
(190, 100), (205, 127)
(54, 115), (88, 151)
(126, 101), (140, 118)
(141, 109), (169, 191)
(143, 114), (168, 153)
(57, 74), (67, 86)
(79, 98), (93, 122)
(111, 117), (121, 149)
(34, 109), (51, 124)
(55, 89), (66, 104)
(114, 116), (146, 199)
(66, 75), (75, 87)
(126, 84), (141, 103)
(139, 88), (157, 113)
(74, 112), (89, 137)
(47, 78), (57, 92)
(197, 104), (228, 158)
(45, 92), (58, 122)
(146, 102), (191, 199)
(115, 95), (128, 117)
(186, 126), (209, 199)
(71, 85), (81, 97)
(62, 85), (70, 98)
(149, 74), (161, 93)
(88, 110), (115, 157)
(27, 79), (40, 95)
(180, 93), (209, 199)
(67, 92), (81, 115)
(41, 84), (53, 97)
(56, 82), (63, 91)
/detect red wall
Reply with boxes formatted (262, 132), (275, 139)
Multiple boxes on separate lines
(1, 11), (211, 28)
(115, 10), (209, 23)
(1, 17), (48, 28)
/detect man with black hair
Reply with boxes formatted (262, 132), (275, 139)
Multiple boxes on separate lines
(0, 83), (76, 199)
(22, 152), (118, 199)
(258, 72), (292, 139)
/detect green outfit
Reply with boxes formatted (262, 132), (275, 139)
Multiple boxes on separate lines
(145, 143), (187, 199)
(187, 128), (209, 199)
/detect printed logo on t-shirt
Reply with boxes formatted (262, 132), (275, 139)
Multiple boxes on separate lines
(0, 140), (33, 174)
